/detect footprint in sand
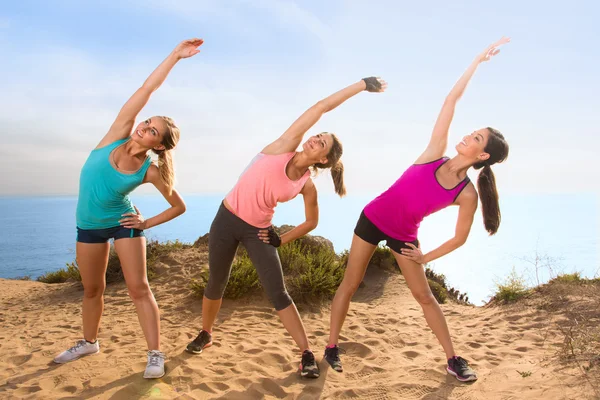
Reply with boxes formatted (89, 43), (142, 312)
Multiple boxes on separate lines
(403, 350), (421, 359)
(340, 342), (373, 358)
(8, 354), (33, 367)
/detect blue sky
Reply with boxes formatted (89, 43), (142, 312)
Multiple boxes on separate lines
(0, 0), (598, 195)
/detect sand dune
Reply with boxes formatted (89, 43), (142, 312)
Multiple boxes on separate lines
(0, 246), (595, 399)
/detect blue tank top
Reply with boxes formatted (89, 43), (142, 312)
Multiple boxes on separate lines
(76, 138), (152, 229)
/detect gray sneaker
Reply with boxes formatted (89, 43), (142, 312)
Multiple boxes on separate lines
(53, 339), (100, 364)
(144, 350), (165, 379)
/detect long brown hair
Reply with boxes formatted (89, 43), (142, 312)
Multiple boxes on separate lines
(474, 127), (509, 235)
(152, 116), (180, 193)
(312, 133), (346, 197)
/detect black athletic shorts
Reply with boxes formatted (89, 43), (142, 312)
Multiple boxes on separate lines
(353, 211), (419, 254)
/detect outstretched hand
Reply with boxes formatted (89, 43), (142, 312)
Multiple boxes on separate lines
(477, 36), (510, 63)
(362, 77), (388, 93)
(173, 38), (204, 59)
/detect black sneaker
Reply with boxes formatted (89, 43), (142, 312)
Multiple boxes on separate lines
(186, 330), (213, 354)
(447, 356), (478, 382)
(324, 345), (345, 372)
(300, 350), (320, 379)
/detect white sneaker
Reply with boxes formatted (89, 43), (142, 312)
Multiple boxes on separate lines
(53, 339), (100, 364)
(143, 350), (165, 379)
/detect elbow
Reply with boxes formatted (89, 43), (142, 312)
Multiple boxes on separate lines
(306, 220), (318, 232)
(177, 202), (187, 216)
(453, 236), (467, 247)
(314, 100), (328, 114)
(443, 96), (458, 106)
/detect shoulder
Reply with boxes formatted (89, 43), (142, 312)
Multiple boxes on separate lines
(301, 177), (317, 194)
(143, 163), (160, 184)
(456, 182), (478, 208)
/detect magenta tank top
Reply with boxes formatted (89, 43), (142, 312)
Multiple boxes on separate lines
(363, 157), (470, 242)
(226, 152), (311, 228)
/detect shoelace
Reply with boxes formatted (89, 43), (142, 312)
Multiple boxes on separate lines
(454, 356), (469, 370)
(302, 351), (316, 366)
(68, 340), (88, 353)
(326, 346), (346, 361)
(147, 351), (164, 367)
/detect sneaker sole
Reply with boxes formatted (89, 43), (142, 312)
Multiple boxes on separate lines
(299, 363), (320, 379)
(143, 369), (166, 379)
(446, 367), (478, 382)
(300, 370), (320, 379)
(185, 341), (213, 354)
(324, 358), (343, 373)
(53, 349), (100, 364)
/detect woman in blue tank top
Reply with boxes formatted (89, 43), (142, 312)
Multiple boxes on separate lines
(53, 38), (203, 379)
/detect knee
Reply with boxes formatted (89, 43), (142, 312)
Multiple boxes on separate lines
(339, 277), (362, 297)
(270, 290), (293, 311)
(204, 275), (227, 300)
(412, 290), (437, 306)
(127, 281), (152, 301)
(83, 283), (105, 299)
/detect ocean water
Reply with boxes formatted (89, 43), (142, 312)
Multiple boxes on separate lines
(0, 193), (598, 305)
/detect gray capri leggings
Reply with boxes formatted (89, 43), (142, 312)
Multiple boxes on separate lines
(204, 202), (293, 311)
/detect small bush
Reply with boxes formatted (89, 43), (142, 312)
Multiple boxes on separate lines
(191, 237), (345, 305)
(370, 246), (397, 272)
(191, 253), (260, 299)
(37, 262), (81, 284)
(493, 267), (530, 303)
(550, 272), (582, 284)
(37, 239), (185, 284)
(428, 279), (447, 304)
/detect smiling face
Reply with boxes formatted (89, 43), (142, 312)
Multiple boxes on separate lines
(130, 117), (169, 150)
(302, 132), (334, 164)
(455, 128), (492, 164)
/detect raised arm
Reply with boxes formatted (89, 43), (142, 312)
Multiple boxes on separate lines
(262, 77), (387, 155)
(96, 38), (204, 149)
(415, 37), (510, 164)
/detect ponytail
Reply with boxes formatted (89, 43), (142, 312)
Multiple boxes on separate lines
(474, 127), (509, 235)
(312, 133), (346, 197)
(153, 116), (180, 194)
(331, 161), (346, 197)
(474, 163), (500, 235)
(157, 149), (175, 193)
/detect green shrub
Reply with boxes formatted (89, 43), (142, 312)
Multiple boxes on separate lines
(37, 262), (81, 283)
(37, 239), (185, 284)
(428, 279), (447, 304)
(191, 253), (260, 299)
(191, 238), (345, 305)
(493, 267), (530, 303)
(550, 272), (582, 284)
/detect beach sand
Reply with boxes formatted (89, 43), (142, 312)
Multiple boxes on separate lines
(0, 246), (595, 399)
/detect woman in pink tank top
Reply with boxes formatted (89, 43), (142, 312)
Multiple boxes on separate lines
(325, 38), (511, 382)
(186, 77), (387, 378)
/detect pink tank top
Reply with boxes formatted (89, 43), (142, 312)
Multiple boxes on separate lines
(363, 157), (470, 242)
(226, 152), (311, 228)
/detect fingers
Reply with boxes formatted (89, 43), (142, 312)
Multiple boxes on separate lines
(405, 242), (418, 250)
(133, 206), (140, 214)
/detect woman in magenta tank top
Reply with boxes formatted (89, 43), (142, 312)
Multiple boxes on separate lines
(325, 37), (511, 382)
(186, 77), (387, 378)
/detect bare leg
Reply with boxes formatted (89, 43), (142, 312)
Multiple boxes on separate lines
(114, 237), (161, 350)
(328, 234), (377, 346)
(392, 251), (455, 359)
(77, 242), (110, 342)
